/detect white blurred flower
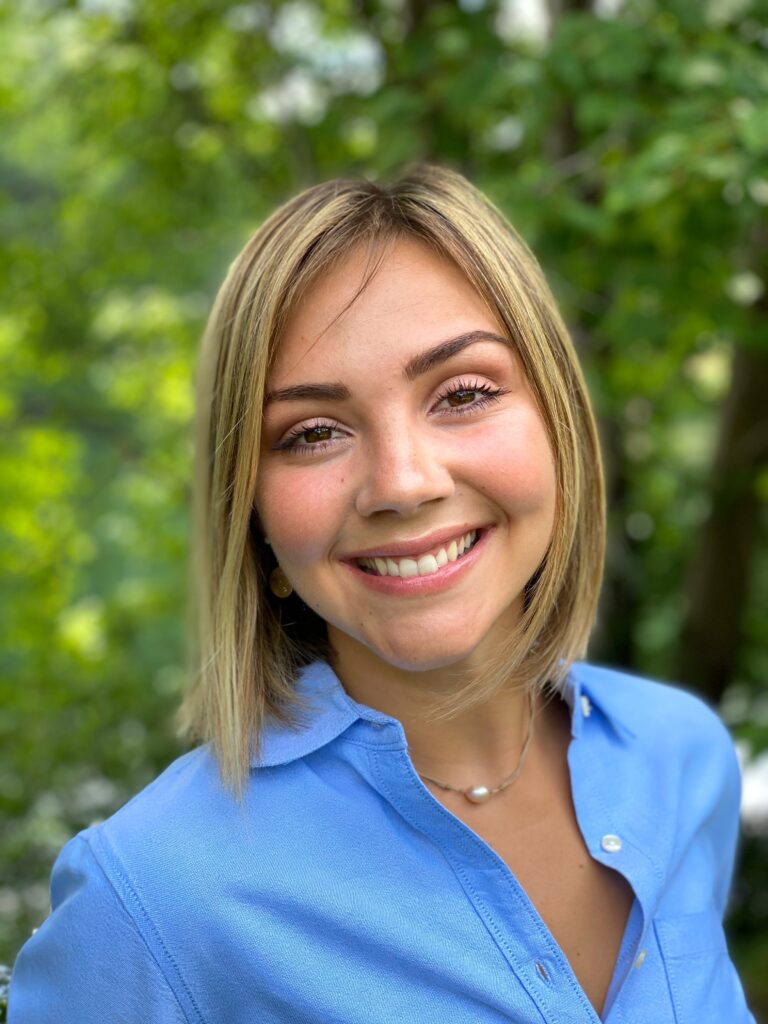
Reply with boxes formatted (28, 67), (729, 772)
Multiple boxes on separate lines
(249, 70), (327, 125)
(706, 0), (751, 26)
(312, 34), (384, 96)
(269, 1), (321, 54)
(496, 0), (550, 46)
(594, 0), (626, 16)
(747, 179), (768, 206)
(684, 345), (731, 399)
(725, 271), (765, 306)
(483, 116), (524, 152)
(682, 57), (725, 86)
(71, 776), (121, 816)
(738, 743), (768, 834)
(78, 0), (133, 20)
(269, 1), (384, 96)
(223, 3), (267, 33)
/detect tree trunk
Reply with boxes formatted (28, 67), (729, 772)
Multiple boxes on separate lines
(676, 338), (768, 700)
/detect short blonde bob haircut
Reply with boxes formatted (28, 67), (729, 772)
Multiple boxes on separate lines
(179, 164), (605, 798)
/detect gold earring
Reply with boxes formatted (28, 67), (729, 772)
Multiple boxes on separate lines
(269, 566), (293, 598)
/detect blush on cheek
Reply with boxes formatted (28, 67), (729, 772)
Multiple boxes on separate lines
(470, 432), (556, 514)
(255, 469), (340, 563)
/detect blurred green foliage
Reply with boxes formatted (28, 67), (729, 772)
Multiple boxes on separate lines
(0, 964), (7, 1022)
(1, 0), (767, 1013)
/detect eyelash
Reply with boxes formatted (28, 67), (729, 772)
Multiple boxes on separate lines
(272, 378), (509, 456)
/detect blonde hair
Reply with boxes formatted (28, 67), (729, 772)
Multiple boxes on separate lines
(178, 165), (605, 797)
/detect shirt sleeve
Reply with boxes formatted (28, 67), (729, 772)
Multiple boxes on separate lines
(712, 719), (744, 921)
(8, 832), (189, 1024)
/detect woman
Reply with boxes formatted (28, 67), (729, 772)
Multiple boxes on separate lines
(9, 166), (756, 1022)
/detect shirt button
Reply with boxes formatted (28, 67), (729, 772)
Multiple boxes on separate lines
(634, 949), (647, 968)
(601, 833), (622, 853)
(581, 695), (592, 718)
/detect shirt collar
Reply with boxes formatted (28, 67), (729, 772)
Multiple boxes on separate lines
(564, 661), (637, 742)
(250, 658), (636, 769)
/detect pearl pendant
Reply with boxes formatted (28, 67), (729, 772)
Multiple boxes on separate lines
(465, 785), (491, 804)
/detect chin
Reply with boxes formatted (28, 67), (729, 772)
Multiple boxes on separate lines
(364, 632), (480, 674)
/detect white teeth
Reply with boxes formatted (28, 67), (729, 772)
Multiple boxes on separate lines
(358, 530), (478, 578)
(417, 554), (438, 576)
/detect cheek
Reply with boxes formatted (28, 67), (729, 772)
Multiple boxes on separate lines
(255, 466), (345, 565)
(466, 410), (557, 514)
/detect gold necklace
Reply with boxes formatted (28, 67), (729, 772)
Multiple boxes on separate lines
(412, 689), (535, 804)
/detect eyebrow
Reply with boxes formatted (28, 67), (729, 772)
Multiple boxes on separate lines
(403, 330), (513, 380)
(263, 330), (513, 406)
(263, 381), (350, 405)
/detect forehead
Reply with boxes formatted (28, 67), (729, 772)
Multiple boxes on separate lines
(270, 236), (502, 381)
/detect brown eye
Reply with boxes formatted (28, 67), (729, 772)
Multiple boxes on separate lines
(304, 426), (334, 443)
(273, 418), (346, 454)
(447, 390), (477, 406)
(432, 380), (507, 418)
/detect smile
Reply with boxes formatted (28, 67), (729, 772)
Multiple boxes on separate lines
(356, 529), (480, 578)
(344, 526), (492, 597)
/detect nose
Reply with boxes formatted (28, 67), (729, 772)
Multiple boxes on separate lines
(354, 423), (455, 518)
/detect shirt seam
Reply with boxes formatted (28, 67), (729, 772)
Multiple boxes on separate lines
(341, 736), (405, 751)
(589, 767), (664, 886)
(653, 919), (683, 1023)
(370, 745), (600, 1024)
(82, 830), (205, 1024)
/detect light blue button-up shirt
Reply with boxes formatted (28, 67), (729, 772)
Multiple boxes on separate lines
(8, 660), (757, 1023)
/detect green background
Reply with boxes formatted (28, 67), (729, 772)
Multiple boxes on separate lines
(1, 0), (767, 1016)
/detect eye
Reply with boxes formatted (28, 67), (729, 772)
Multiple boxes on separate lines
(432, 378), (508, 415)
(271, 419), (347, 455)
(296, 424), (336, 445)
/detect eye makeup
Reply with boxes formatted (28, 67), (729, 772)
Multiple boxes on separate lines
(270, 377), (511, 456)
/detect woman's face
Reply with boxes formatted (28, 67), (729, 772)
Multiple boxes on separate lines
(255, 237), (557, 673)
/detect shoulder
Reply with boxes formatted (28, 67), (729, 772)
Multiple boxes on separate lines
(25, 744), (244, 958)
(8, 756), (208, 1024)
(572, 660), (737, 761)
(15, 749), (239, 1002)
(80, 745), (238, 883)
(571, 662), (742, 829)
(572, 661), (742, 853)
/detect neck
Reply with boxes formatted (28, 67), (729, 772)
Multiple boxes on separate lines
(327, 634), (537, 786)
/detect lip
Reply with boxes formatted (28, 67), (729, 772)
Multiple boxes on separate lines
(342, 526), (495, 597)
(342, 523), (492, 562)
